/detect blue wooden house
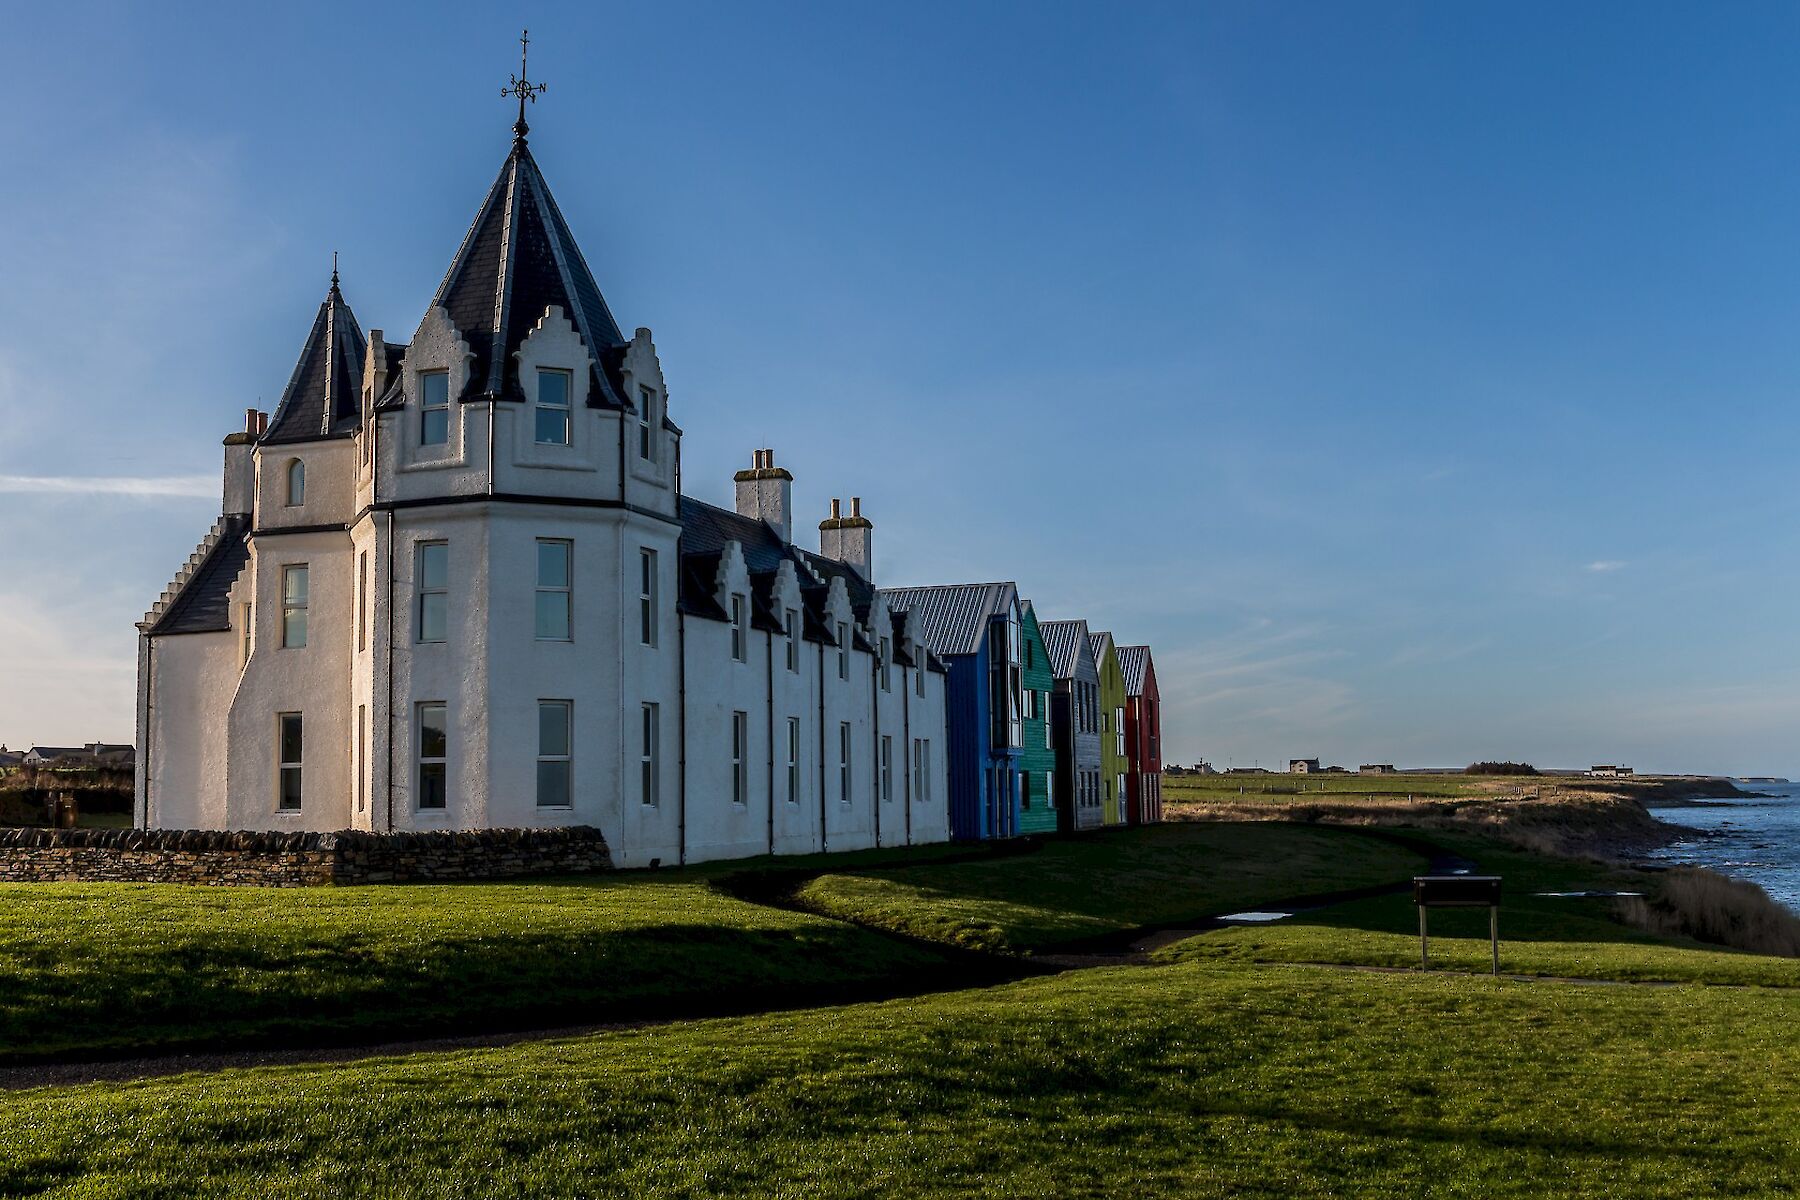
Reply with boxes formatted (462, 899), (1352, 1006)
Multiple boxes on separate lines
(880, 583), (1025, 841)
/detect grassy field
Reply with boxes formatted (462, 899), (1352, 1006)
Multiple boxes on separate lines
(798, 823), (1428, 952)
(7, 960), (1800, 1197)
(0, 872), (956, 1062)
(1157, 834), (1800, 987)
(1164, 770), (1506, 802)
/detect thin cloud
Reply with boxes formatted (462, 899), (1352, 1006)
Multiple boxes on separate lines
(1586, 560), (1627, 573)
(0, 475), (214, 498)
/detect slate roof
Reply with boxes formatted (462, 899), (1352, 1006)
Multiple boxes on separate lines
(433, 138), (628, 407)
(878, 583), (1017, 658)
(263, 276), (367, 444)
(1038, 619), (1094, 681)
(1116, 645), (1152, 696)
(674, 496), (906, 659)
(150, 515), (251, 635)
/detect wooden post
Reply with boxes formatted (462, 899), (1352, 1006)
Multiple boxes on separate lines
(1490, 905), (1500, 976)
(1419, 906), (1429, 968)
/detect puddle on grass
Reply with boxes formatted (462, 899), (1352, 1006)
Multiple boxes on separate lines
(1217, 911), (1293, 923)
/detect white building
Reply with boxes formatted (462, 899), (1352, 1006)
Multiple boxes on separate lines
(135, 119), (950, 866)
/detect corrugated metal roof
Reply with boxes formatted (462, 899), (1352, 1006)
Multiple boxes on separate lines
(1116, 645), (1152, 696)
(1089, 630), (1116, 670)
(1038, 618), (1094, 681)
(880, 582), (1017, 657)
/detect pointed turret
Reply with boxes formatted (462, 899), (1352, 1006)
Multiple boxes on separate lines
(263, 267), (368, 443)
(430, 140), (629, 407)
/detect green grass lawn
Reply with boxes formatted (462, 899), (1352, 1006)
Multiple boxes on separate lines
(1163, 771), (1535, 804)
(0, 873), (954, 1063)
(7, 961), (1800, 1197)
(797, 823), (1428, 952)
(1157, 834), (1800, 987)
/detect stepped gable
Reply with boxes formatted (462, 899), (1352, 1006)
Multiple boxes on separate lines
(142, 515), (252, 635)
(676, 495), (894, 652)
(879, 582), (1018, 658)
(1038, 618), (1094, 680)
(431, 137), (629, 407)
(263, 272), (368, 444)
(1116, 645), (1151, 696)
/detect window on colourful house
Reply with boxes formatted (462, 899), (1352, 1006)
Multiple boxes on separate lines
(535, 540), (572, 640)
(535, 368), (571, 445)
(640, 703), (660, 806)
(1046, 771), (1056, 810)
(1116, 708), (1126, 757)
(420, 371), (449, 445)
(732, 711), (748, 805)
(637, 386), (656, 462)
(785, 608), (799, 672)
(277, 713), (302, 810)
(916, 660), (926, 697)
(837, 622), (848, 679)
(417, 703), (447, 809)
(639, 549), (658, 646)
(911, 738), (923, 804)
(838, 722), (852, 805)
(417, 542), (448, 643)
(538, 701), (572, 807)
(786, 717), (801, 803)
(920, 740), (932, 804)
(730, 596), (746, 662)
(880, 736), (892, 803)
(281, 565), (308, 648)
(285, 459), (305, 506)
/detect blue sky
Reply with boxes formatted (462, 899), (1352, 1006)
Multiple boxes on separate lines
(3, 1), (1798, 774)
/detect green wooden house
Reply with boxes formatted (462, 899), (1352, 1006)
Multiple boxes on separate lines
(1092, 630), (1129, 827)
(1017, 602), (1059, 835)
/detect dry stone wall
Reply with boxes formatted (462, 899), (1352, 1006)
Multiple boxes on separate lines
(0, 827), (612, 886)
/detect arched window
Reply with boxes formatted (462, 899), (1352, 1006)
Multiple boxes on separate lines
(286, 459), (305, 506)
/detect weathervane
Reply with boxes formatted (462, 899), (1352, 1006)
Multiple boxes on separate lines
(503, 29), (548, 142)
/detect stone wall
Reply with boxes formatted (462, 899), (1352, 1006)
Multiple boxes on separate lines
(0, 826), (612, 886)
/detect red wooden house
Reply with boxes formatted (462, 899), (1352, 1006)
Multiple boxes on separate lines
(1117, 645), (1162, 824)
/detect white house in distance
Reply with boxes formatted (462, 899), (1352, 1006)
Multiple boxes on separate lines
(135, 111), (950, 866)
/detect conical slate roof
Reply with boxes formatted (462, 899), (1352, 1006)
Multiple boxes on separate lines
(432, 138), (628, 406)
(263, 274), (367, 444)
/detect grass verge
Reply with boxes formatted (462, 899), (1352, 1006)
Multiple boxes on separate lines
(6, 962), (1800, 1197)
(797, 823), (1427, 952)
(0, 873), (956, 1063)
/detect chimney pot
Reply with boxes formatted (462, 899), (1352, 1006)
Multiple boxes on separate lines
(851, 496), (862, 519)
(244, 408), (258, 434)
(830, 497), (842, 519)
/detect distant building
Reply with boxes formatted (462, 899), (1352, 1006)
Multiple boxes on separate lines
(1587, 765), (1634, 778)
(1359, 764), (1396, 775)
(1116, 645), (1162, 825)
(1289, 758), (1321, 774)
(21, 743), (134, 769)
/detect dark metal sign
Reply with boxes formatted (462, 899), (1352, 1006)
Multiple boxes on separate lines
(1413, 875), (1502, 974)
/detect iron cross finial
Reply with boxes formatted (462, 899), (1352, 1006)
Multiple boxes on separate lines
(503, 29), (548, 143)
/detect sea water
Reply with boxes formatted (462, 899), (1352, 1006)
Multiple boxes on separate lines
(1647, 782), (1800, 914)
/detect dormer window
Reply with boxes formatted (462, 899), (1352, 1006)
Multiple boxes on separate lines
(535, 369), (571, 445)
(285, 459), (305, 507)
(730, 595), (747, 662)
(420, 372), (449, 445)
(637, 386), (656, 462)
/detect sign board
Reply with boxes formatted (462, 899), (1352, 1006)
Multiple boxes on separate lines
(1412, 875), (1501, 974)
(1413, 875), (1502, 907)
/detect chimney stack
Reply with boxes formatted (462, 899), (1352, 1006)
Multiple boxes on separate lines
(733, 448), (795, 544)
(819, 495), (874, 581)
(221, 409), (261, 517)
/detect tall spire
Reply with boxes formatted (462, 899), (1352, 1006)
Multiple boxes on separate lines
(503, 28), (547, 144)
(263, 267), (368, 444)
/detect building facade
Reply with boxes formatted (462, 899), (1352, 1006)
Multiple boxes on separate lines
(1092, 631), (1128, 827)
(1017, 602), (1058, 836)
(1041, 619), (1103, 833)
(1117, 645), (1162, 825)
(879, 583), (1024, 842)
(135, 122), (950, 865)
